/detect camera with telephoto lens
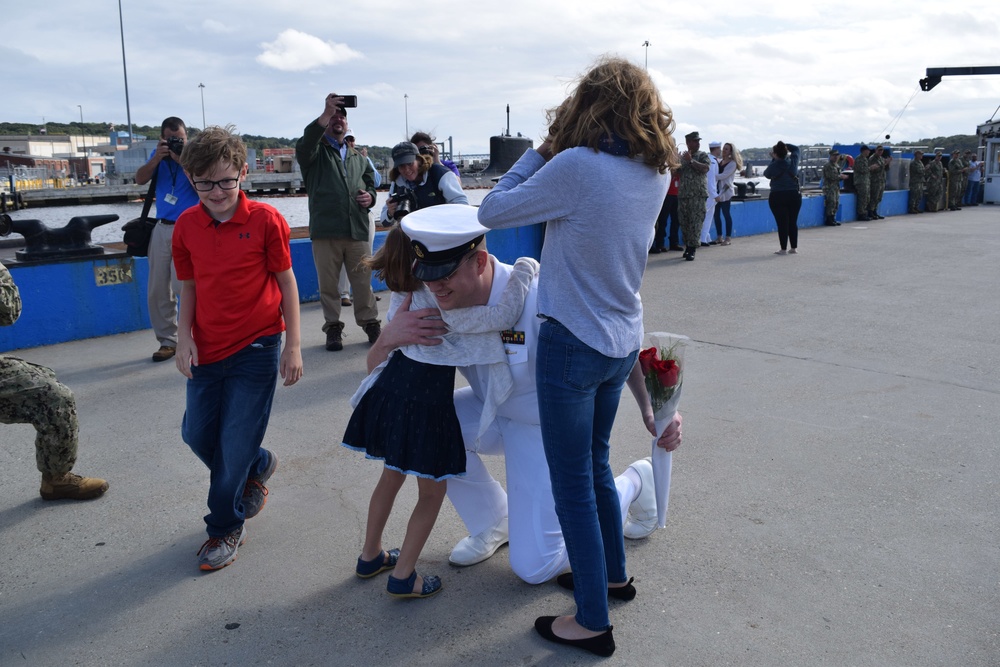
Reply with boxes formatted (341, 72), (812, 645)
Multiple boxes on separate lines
(389, 186), (417, 222)
(166, 136), (185, 156)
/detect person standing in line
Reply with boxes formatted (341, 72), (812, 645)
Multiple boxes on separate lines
(477, 56), (677, 658)
(714, 142), (742, 242)
(295, 94), (380, 352)
(822, 149), (846, 226)
(964, 151), (983, 206)
(135, 117), (200, 363)
(700, 142), (720, 246)
(764, 141), (802, 255)
(908, 150), (925, 214)
(958, 150), (971, 204)
(650, 170), (681, 253)
(678, 131), (710, 261)
(338, 130), (382, 308)
(173, 126), (303, 571)
(853, 144), (871, 221)
(1, 261), (109, 501)
(925, 149), (945, 212)
(867, 145), (886, 220)
(947, 148), (965, 211)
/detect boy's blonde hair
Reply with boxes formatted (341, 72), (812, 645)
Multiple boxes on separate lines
(180, 124), (247, 176)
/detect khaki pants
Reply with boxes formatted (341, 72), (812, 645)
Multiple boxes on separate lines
(147, 220), (181, 347)
(312, 237), (378, 332)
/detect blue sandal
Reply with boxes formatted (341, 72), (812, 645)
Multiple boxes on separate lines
(356, 548), (399, 578)
(387, 570), (443, 599)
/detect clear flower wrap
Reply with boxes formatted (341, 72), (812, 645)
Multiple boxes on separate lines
(640, 331), (688, 528)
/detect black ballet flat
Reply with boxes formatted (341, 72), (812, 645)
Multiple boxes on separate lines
(556, 572), (636, 601)
(534, 616), (615, 657)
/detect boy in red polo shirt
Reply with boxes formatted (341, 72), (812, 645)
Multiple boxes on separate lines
(173, 125), (303, 571)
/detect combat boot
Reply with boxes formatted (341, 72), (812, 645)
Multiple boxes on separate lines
(325, 323), (344, 351)
(40, 472), (109, 500)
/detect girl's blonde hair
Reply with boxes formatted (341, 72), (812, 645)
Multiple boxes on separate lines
(546, 56), (678, 173)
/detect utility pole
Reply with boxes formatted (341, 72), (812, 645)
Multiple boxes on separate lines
(404, 94), (409, 138)
(78, 104), (86, 153)
(118, 0), (134, 145)
(642, 40), (650, 70)
(199, 83), (206, 129)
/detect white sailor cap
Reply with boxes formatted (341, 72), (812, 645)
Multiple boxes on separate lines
(400, 204), (487, 282)
(708, 141), (721, 148)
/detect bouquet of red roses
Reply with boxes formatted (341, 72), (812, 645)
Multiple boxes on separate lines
(639, 332), (688, 528)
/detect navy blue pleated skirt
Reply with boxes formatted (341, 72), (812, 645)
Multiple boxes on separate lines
(342, 352), (465, 480)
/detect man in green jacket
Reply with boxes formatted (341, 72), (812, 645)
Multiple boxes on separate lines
(296, 94), (379, 351)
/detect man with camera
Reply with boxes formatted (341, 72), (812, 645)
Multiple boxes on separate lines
(135, 117), (200, 363)
(296, 94), (379, 352)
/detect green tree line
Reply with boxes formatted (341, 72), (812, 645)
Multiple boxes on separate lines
(0, 121), (394, 164)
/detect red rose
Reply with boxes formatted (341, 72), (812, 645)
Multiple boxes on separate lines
(653, 358), (679, 388)
(638, 347), (659, 376)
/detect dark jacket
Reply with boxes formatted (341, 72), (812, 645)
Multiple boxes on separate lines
(295, 120), (376, 241)
(763, 144), (800, 192)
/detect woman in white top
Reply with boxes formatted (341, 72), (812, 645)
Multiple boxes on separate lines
(714, 142), (743, 245)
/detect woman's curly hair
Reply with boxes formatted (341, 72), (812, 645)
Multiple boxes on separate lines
(546, 56), (678, 174)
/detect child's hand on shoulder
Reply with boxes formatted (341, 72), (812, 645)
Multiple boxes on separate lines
(280, 345), (303, 386)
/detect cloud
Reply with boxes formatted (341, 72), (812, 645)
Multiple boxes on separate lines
(256, 29), (362, 72)
(201, 19), (236, 34)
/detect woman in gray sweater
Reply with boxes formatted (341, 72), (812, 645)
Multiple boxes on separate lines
(478, 56), (678, 657)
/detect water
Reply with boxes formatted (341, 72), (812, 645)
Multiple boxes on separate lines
(4, 189), (492, 245)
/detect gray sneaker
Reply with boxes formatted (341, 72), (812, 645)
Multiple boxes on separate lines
(242, 452), (278, 519)
(197, 525), (247, 571)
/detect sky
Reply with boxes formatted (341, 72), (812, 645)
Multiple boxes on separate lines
(5, 1), (999, 156)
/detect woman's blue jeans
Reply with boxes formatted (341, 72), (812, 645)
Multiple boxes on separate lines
(182, 334), (280, 537)
(714, 200), (733, 238)
(536, 319), (637, 632)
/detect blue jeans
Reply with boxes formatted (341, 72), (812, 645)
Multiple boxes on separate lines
(964, 181), (980, 206)
(714, 200), (733, 238)
(536, 319), (637, 632)
(182, 333), (281, 537)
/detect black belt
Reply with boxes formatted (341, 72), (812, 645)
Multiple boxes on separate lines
(158, 219), (176, 225)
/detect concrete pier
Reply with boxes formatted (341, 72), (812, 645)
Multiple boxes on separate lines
(0, 205), (997, 665)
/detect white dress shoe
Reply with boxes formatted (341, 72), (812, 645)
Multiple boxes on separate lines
(623, 458), (657, 539)
(449, 516), (509, 566)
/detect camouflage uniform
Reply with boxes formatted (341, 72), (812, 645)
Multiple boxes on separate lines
(678, 150), (710, 248)
(908, 158), (925, 213)
(947, 156), (965, 210)
(868, 153), (886, 216)
(926, 157), (944, 212)
(1, 264), (79, 475)
(853, 152), (870, 219)
(822, 160), (842, 221)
